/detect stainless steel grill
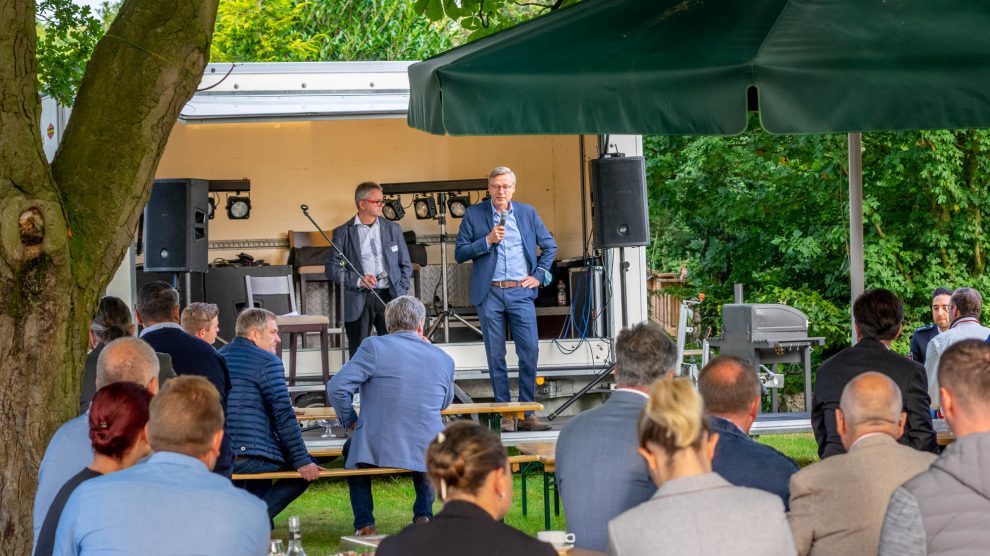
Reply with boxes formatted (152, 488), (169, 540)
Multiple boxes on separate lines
(708, 304), (824, 413)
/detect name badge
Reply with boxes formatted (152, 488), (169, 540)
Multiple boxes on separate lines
(390, 244), (399, 252)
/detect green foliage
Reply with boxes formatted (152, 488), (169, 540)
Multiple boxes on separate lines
(413, 0), (582, 41)
(36, 0), (104, 105)
(211, 0), (458, 63)
(211, 0), (320, 62)
(646, 120), (990, 356)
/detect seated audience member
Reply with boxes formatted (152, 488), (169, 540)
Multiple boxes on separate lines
(137, 280), (232, 476)
(34, 382), (152, 556)
(555, 320), (676, 551)
(377, 421), (556, 556)
(180, 302), (221, 346)
(80, 295), (174, 412)
(34, 337), (159, 546)
(608, 378), (796, 556)
(812, 288), (935, 458)
(909, 287), (951, 364)
(221, 308), (321, 523)
(328, 295), (455, 535)
(924, 287), (990, 408)
(880, 340), (990, 556)
(789, 372), (936, 556)
(699, 356), (798, 507)
(53, 376), (269, 556)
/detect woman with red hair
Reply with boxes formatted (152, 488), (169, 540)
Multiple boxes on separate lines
(34, 382), (153, 556)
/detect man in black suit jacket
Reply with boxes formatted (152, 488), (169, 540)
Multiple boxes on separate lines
(136, 281), (233, 476)
(812, 288), (936, 459)
(699, 356), (798, 508)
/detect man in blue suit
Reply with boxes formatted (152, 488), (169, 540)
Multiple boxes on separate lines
(327, 181), (412, 357)
(455, 166), (557, 432)
(328, 296), (455, 536)
(137, 281), (233, 477)
(698, 355), (798, 507)
(555, 321), (676, 551)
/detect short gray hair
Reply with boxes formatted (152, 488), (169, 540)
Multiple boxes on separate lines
(488, 166), (516, 185)
(951, 287), (983, 319)
(96, 337), (159, 389)
(235, 308), (276, 337)
(385, 295), (426, 333)
(615, 321), (677, 386)
(354, 181), (382, 208)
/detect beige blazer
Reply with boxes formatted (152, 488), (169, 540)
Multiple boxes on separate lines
(787, 433), (936, 556)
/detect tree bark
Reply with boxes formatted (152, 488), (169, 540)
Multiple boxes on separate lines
(0, 1), (218, 553)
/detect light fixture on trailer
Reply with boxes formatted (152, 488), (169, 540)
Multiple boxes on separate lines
(226, 195), (252, 219)
(413, 195), (437, 220)
(446, 193), (471, 218)
(382, 196), (405, 221)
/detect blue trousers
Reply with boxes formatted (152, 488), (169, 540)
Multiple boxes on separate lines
(476, 286), (539, 415)
(342, 438), (434, 530)
(233, 457), (310, 525)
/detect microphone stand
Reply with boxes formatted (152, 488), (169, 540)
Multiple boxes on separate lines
(299, 203), (387, 312)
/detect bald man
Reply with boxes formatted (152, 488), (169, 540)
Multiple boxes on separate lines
(699, 356), (797, 507)
(788, 372), (936, 556)
(34, 337), (160, 548)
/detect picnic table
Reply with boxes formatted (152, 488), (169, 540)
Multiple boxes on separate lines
(515, 440), (560, 530)
(294, 401), (544, 434)
(934, 418), (954, 446)
(337, 532), (603, 555)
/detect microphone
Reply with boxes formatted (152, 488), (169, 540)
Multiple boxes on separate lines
(494, 210), (506, 246)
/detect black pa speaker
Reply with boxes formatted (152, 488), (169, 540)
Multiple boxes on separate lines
(591, 156), (650, 249)
(144, 178), (209, 273)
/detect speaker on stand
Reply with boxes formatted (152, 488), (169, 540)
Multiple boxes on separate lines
(143, 178), (210, 305)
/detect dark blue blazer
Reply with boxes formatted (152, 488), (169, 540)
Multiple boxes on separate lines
(326, 216), (412, 323)
(454, 199), (557, 306)
(143, 327), (233, 476)
(709, 416), (798, 509)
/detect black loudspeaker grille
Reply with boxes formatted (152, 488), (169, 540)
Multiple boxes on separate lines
(144, 179), (209, 272)
(591, 156), (650, 248)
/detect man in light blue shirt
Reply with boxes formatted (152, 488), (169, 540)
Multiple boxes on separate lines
(53, 376), (269, 556)
(34, 337), (160, 548)
(455, 166), (557, 432)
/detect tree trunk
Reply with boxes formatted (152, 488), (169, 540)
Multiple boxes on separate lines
(0, 1), (218, 553)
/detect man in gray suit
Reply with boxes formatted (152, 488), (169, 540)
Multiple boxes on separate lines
(555, 321), (676, 552)
(789, 372), (936, 556)
(327, 181), (413, 357)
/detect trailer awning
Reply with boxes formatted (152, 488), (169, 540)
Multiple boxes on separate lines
(178, 93), (410, 124)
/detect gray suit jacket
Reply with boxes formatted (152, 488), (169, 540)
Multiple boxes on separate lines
(556, 390), (655, 551)
(788, 433), (935, 556)
(326, 216), (412, 323)
(608, 473), (796, 556)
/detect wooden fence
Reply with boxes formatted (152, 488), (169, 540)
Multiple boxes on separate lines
(647, 273), (688, 335)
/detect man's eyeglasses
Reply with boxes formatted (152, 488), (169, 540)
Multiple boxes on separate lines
(489, 185), (515, 191)
(363, 199), (385, 206)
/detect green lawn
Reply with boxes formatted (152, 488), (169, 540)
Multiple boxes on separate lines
(271, 433), (817, 555)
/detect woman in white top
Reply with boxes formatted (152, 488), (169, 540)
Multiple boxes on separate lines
(608, 378), (796, 556)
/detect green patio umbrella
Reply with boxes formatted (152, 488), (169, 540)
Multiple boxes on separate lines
(408, 0), (990, 136)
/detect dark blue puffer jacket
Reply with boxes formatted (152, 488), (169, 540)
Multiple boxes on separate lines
(219, 337), (311, 469)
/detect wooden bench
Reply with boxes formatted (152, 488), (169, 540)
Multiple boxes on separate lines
(295, 401), (544, 434)
(515, 440), (559, 529)
(233, 455), (542, 481)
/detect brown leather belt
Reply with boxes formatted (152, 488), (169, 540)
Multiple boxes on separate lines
(491, 280), (524, 288)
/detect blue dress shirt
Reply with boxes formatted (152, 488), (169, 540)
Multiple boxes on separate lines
(34, 414), (91, 547)
(490, 203), (530, 282)
(53, 452), (269, 556)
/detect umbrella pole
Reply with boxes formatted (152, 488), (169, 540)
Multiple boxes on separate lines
(848, 132), (864, 345)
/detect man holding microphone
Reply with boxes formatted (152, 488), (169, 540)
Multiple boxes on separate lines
(455, 167), (558, 431)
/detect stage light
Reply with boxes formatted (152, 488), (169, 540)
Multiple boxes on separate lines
(413, 195), (437, 220)
(207, 196), (217, 220)
(447, 193), (471, 218)
(382, 196), (405, 221)
(226, 196), (252, 219)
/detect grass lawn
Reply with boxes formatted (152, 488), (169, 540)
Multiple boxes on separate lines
(271, 433), (817, 555)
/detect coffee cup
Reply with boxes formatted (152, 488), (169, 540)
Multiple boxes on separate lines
(537, 531), (576, 548)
